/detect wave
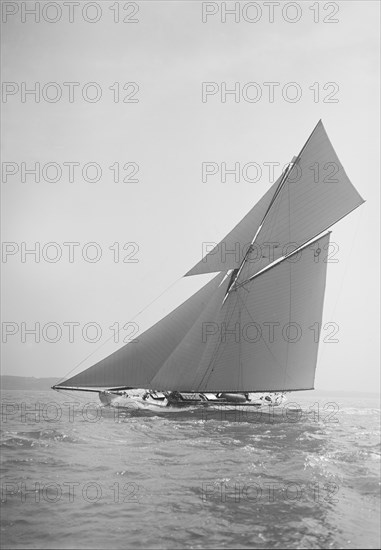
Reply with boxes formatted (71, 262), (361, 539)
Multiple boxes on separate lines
(0, 429), (83, 449)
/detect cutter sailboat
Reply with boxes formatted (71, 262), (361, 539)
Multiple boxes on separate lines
(52, 121), (364, 411)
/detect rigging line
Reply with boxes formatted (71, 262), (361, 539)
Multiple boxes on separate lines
(227, 166), (290, 295)
(238, 307), (242, 390)
(268, 178), (286, 241)
(56, 274), (184, 386)
(249, 178), (286, 276)
(54, 387), (87, 404)
(195, 287), (240, 391)
(230, 120), (321, 293)
(194, 293), (234, 390)
(238, 193), (282, 288)
(149, 273), (229, 389)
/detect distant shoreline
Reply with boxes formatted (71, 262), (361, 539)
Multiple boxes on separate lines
(1, 376), (60, 391)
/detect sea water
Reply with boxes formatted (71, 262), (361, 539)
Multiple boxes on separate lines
(1, 389), (380, 549)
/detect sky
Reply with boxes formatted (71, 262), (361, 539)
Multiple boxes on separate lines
(1, 0), (380, 392)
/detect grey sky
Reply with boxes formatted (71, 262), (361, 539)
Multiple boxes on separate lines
(1, 1), (379, 392)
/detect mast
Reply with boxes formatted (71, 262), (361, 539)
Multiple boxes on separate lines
(226, 159), (294, 296)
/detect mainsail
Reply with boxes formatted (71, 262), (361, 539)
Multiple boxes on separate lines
(55, 121), (364, 394)
(186, 234), (330, 393)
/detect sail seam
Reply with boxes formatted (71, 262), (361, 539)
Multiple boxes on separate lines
(235, 288), (282, 370)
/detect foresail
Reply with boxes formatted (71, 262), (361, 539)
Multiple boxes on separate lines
(184, 175), (283, 276)
(148, 276), (231, 390)
(56, 273), (226, 389)
(237, 121), (364, 282)
(177, 233), (331, 393)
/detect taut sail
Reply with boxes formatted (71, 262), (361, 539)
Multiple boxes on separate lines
(184, 174), (283, 276)
(148, 233), (331, 393)
(55, 273), (226, 390)
(54, 121), (364, 396)
(149, 275), (231, 390)
(186, 120), (364, 281)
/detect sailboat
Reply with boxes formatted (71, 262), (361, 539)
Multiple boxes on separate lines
(52, 121), (364, 412)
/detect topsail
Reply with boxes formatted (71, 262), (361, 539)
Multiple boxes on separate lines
(186, 120), (364, 280)
(184, 174), (283, 276)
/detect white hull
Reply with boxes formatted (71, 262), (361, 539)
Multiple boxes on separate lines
(99, 389), (288, 413)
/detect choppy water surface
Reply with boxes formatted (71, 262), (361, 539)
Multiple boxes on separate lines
(1, 390), (380, 549)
